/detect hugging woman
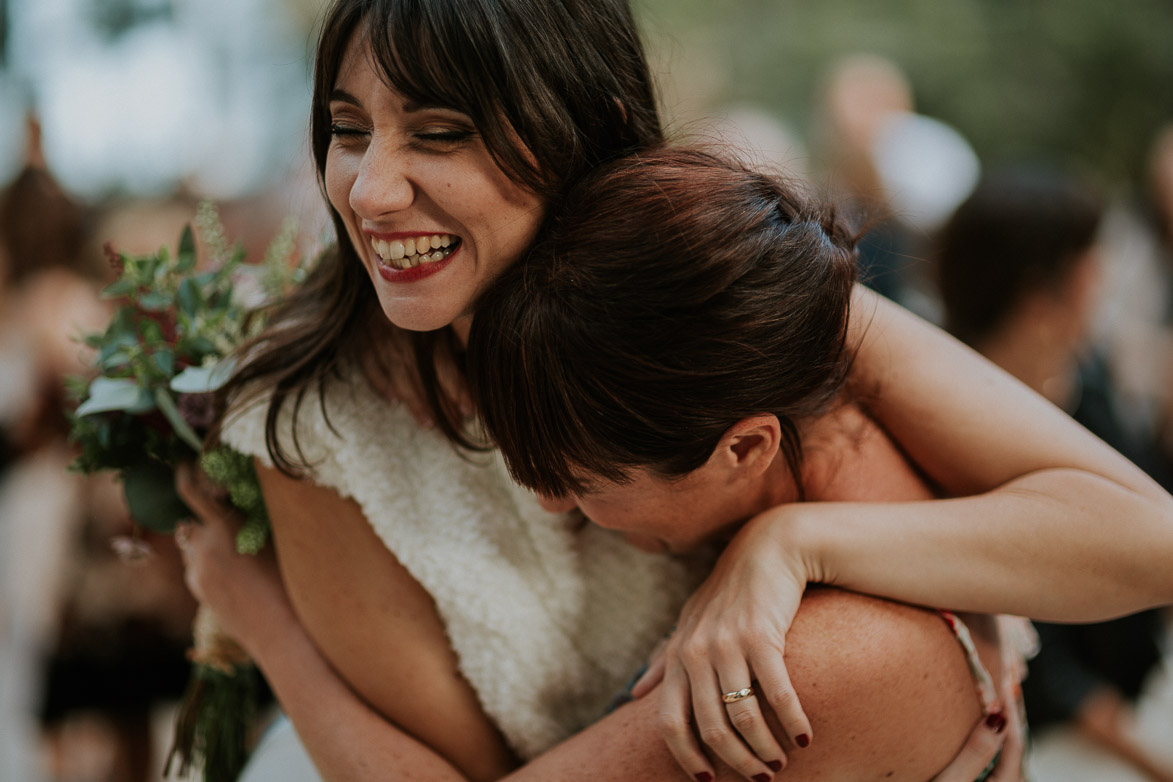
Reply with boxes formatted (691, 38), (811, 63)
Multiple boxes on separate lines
(470, 146), (1020, 779)
(174, 1), (1173, 781)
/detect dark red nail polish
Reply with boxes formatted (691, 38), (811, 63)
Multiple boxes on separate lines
(694, 774), (713, 782)
(753, 775), (771, 782)
(767, 760), (783, 772)
(985, 711), (1007, 733)
(796, 733), (810, 748)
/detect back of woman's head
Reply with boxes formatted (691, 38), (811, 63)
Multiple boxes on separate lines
(469, 147), (859, 497)
(937, 166), (1105, 346)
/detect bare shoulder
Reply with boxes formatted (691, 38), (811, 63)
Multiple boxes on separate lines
(803, 399), (936, 502)
(254, 460), (518, 779)
(517, 587), (982, 781)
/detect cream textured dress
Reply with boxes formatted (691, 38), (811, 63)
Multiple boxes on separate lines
(222, 367), (699, 772)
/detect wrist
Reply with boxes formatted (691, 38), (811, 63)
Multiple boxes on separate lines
(237, 596), (303, 662)
(744, 504), (822, 586)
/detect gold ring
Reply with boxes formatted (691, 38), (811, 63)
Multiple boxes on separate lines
(722, 686), (754, 704)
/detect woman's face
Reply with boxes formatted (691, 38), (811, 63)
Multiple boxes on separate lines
(538, 466), (752, 554)
(325, 35), (545, 336)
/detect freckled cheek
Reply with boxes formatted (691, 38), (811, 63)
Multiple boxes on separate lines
(324, 163), (355, 215)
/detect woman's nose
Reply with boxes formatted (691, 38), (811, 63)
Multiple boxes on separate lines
(349, 141), (414, 218)
(536, 493), (579, 514)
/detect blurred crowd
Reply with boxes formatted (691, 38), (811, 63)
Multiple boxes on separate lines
(0, 7), (1171, 782)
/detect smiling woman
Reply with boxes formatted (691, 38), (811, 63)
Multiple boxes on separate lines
(323, 35), (543, 334)
(168, 2), (1173, 782)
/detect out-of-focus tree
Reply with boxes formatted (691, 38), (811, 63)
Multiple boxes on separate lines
(637, 0), (1173, 186)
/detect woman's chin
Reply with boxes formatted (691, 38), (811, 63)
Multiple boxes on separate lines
(378, 302), (463, 334)
(623, 532), (669, 554)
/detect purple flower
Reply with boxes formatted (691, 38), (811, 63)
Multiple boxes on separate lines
(176, 392), (216, 433)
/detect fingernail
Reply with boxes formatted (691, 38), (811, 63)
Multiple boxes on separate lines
(767, 760), (783, 771)
(753, 775), (771, 782)
(694, 774), (713, 782)
(985, 711), (1007, 733)
(796, 733), (810, 748)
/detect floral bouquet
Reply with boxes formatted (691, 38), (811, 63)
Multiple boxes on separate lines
(68, 203), (307, 781)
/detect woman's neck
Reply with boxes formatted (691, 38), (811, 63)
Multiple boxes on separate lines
(451, 316), (473, 347)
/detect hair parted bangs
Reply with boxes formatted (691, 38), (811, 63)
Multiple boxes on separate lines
(469, 146), (860, 498)
(311, 0), (663, 202)
(221, 0), (669, 475)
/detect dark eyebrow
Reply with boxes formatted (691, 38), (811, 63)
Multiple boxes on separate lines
(329, 89), (462, 116)
(329, 89), (361, 107)
(401, 99), (454, 113)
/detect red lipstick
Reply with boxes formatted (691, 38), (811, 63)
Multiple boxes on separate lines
(376, 251), (456, 283)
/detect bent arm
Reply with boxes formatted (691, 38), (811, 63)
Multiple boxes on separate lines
(248, 581), (986, 782)
(518, 589), (983, 782)
(795, 286), (1173, 619)
(247, 464), (517, 782)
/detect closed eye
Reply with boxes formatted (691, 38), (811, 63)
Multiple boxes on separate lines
(330, 122), (368, 138)
(415, 129), (477, 144)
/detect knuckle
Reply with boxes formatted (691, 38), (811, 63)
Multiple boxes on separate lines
(765, 687), (796, 709)
(711, 628), (740, 651)
(679, 642), (709, 667)
(697, 724), (732, 748)
(729, 708), (758, 732)
(656, 711), (689, 740)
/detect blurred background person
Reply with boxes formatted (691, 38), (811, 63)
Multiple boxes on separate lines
(811, 53), (979, 313)
(1093, 123), (1173, 476)
(936, 165), (1173, 782)
(1, 0), (1172, 779)
(0, 112), (199, 782)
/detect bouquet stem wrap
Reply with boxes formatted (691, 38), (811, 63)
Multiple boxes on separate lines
(167, 606), (260, 781)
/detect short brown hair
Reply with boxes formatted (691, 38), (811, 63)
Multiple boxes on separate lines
(469, 147), (859, 497)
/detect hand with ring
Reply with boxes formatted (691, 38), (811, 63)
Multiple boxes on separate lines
(631, 508), (813, 781)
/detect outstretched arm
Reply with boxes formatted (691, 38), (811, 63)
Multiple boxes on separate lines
(805, 285), (1173, 617)
(645, 293), (1173, 777)
(175, 478), (990, 782)
(179, 459), (1006, 782)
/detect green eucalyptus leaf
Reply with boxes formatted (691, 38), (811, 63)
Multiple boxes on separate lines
(152, 348), (175, 377)
(183, 336), (218, 356)
(177, 225), (196, 272)
(177, 277), (203, 317)
(76, 377), (155, 416)
(102, 277), (138, 298)
(122, 461), (190, 533)
(99, 350), (130, 371)
(138, 291), (173, 312)
(154, 387), (204, 451)
(171, 358), (236, 394)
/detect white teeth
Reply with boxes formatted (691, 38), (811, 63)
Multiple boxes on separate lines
(370, 234), (459, 269)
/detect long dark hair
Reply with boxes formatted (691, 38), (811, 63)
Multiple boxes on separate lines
(468, 147), (860, 498)
(221, 0), (664, 471)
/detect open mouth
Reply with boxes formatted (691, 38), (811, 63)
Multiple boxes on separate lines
(370, 233), (460, 270)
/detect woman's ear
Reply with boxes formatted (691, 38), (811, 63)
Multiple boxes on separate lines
(711, 414), (782, 479)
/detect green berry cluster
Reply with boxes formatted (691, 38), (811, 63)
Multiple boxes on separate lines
(199, 445), (270, 555)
